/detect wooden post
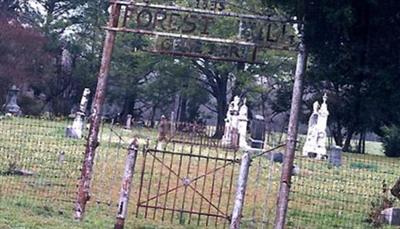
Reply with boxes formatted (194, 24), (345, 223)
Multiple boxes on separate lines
(230, 153), (251, 229)
(274, 33), (307, 228)
(74, 3), (121, 220)
(114, 139), (139, 229)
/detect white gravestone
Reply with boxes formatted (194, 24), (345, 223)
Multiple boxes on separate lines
(125, 114), (133, 129)
(238, 98), (248, 148)
(222, 97), (235, 145)
(66, 88), (91, 138)
(302, 94), (329, 159)
(170, 111), (176, 136)
(222, 96), (249, 148)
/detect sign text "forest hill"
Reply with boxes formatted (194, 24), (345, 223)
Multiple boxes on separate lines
(127, 4), (296, 48)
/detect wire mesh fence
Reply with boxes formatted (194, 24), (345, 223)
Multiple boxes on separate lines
(0, 116), (399, 228)
(0, 117), (82, 209)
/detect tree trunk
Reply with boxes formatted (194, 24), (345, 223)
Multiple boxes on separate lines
(343, 128), (355, 152)
(179, 96), (187, 123)
(121, 96), (136, 119)
(332, 121), (343, 146)
(150, 105), (156, 128)
(357, 132), (362, 153)
(213, 82), (228, 139)
(359, 130), (366, 154)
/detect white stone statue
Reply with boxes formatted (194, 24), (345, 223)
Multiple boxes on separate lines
(302, 94), (329, 159)
(231, 96), (240, 114)
(222, 96), (250, 148)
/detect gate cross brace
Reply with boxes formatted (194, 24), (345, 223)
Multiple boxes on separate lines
(138, 151), (237, 218)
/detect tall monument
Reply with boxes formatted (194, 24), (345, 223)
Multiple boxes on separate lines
(302, 94), (329, 159)
(222, 96), (249, 148)
(238, 98), (249, 148)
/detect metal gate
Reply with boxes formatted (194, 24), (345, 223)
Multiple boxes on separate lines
(134, 144), (241, 227)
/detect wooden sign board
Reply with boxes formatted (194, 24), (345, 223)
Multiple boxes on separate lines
(107, 0), (300, 63)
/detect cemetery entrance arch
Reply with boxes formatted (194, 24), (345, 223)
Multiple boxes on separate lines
(75, 1), (307, 228)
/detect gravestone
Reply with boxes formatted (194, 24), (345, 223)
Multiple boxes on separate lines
(381, 208), (400, 226)
(125, 114), (133, 129)
(328, 145), (342, 167)
(3, 85), (21, 115)
(66, 88), (91, 138)
(237, 98), (248, 148)
(222, 96), (249, 148)
(157, 115), (169, 142)
(302, 94), (329, 159)
(222, 96), (240, 147)
(170, 111), (176, 136)
(302, 101), (319, 157)
(58, 151), (65, 164)
(265, 152), (284, 163)
(250, 115), (265, 149)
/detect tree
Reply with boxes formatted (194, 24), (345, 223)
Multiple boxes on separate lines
(0, 19), (53, 108)
(304, 0), (400, 153)
(191, 60), (235, 138)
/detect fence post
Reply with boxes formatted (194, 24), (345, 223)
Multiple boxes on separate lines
(230, 152), (251, 229)
(114, 139), (139, 229)
(274, 30), (307, 228)
(74, 2), (121, 220)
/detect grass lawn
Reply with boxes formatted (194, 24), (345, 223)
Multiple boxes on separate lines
(0, 117), (399, 228)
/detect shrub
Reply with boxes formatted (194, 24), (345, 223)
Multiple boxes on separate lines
(349, 162), (378, 171)
(381, 125), (400, 157)
(18, 95), (44, 116)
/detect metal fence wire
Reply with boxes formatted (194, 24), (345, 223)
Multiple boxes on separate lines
(0, 116), (399, 228)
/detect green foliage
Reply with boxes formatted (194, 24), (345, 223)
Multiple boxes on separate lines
(381, 125), (400, 157)
(18, 95), (45, 116)
(304, 0), (400, 148)
(349, 162), (378, 171)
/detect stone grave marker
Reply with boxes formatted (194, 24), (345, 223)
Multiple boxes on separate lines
(328, 145), (342, 167)
(125, 114), (133, 129)
(381, 208), (400, 226)
(222, 96), (240, 147)
(238, 98), (248, 148)
(250, 115), (266, 149)
(66, 88), (91, 138)
(3, 85), (21, 115)
(157, 115), (169, 142)
(302, 94), (329, 159)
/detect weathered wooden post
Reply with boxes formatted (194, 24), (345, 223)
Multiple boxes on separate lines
(74, 2), (121, 220)
(274, 28), (307, 228)
(230, 152), (251, 229)
(114, 139), (139, 229)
